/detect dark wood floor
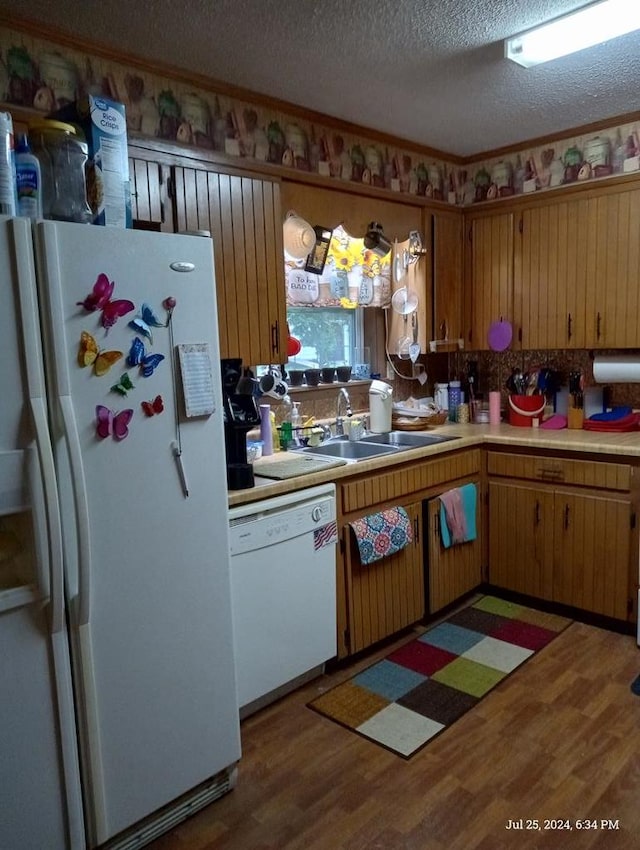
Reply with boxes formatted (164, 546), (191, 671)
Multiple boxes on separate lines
(148, 616), (640, 850)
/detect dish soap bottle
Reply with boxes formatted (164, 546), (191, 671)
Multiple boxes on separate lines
(279, 394), (293, 450)
(15, 134), (42, 220)
(291, 401), (302, 446)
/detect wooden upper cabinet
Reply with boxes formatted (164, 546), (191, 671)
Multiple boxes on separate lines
(171, 166), (287, 365)
(463, 211), (514, 350)
(129, 157), (171, 230)
(514, 199), (591, 349)
(588, 187), (640, 348)
(514, 186), (640, 350)
(281, 181), (422, 240)
(432, 209), (463, 343)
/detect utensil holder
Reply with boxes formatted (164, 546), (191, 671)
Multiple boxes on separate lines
(567, 408), (584, 430)
(508, 395), (546, 427)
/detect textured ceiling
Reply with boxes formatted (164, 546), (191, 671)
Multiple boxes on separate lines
(3, 0), (640, 157)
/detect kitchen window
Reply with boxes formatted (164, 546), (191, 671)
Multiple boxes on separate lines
(285, 306), (363, 370)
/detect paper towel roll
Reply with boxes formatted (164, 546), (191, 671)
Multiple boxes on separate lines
(593, 355), (640, 383)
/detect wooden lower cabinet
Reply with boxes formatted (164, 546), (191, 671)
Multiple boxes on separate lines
(337, 450), (485, 656)
(489, 481), (555, 600)
(489, 467), (634, 621)
(343, 501), (424, 655)
(552, 489), (630, 620)
(426, 493), (482, 613)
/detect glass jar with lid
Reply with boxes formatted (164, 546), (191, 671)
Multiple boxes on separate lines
(28, 120), (92, 223)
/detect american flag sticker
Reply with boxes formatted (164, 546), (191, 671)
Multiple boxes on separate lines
(314, 520), (338, 550)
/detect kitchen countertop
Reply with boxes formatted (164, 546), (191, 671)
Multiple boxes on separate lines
(228, 423), (640, 507)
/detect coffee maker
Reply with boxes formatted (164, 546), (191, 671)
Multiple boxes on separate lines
(221, 358), (261, 490)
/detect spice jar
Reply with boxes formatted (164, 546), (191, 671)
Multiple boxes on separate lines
(28, 120), (91, 223)
(456, 402), (470, 424)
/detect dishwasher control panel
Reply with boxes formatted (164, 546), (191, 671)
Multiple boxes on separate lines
(228, 484), (336, 557)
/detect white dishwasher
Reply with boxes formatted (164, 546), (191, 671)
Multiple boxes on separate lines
(228, 483), (337, 718)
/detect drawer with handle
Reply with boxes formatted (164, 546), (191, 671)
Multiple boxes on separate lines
(487, 451), (631, 492)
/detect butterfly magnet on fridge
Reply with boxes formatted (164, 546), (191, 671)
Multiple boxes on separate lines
(110, 372), (135, 396)
(127, 337), (165, 377)
(141, 395), (164, 417)
(77, 273), (134, 330)
(77, 331), (123, 377)
(129, 303), (165, 343)
(95, 406), (133, 441)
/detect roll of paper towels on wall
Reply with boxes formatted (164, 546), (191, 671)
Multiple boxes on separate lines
(593, 355), (640, 383)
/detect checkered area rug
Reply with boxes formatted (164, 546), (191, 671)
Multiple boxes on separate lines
(308, 596), (571, 758)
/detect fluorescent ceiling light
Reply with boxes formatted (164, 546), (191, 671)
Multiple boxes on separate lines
(505, 0), (640, 68)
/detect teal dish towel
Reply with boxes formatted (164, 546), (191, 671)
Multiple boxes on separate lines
(440, 483), (477, 548)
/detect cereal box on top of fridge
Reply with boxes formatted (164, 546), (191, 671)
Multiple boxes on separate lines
(53, 95), (132, 227)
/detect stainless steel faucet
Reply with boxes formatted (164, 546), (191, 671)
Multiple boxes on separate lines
(335, 387), (352, 435)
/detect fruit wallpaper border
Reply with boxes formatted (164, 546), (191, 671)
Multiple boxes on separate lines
(1, 24), (640, 207)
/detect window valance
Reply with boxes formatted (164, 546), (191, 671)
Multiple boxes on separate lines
(285, 224), (392, 309)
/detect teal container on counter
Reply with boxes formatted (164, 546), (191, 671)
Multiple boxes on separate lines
(448, 381), (461, 421)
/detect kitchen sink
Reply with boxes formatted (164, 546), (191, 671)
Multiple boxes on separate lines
(360, 431), (460, 448)
(296, 441), (401, 461)
(294, 430), (460, 462)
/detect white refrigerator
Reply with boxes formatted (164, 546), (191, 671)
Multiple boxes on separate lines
(0, 218), (241, 850)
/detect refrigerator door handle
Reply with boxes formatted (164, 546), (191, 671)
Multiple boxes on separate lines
(11, 218), (65, 634)
(28, 399), (66, 634)
(26, 443), (50, 606)
(59, 395), (93, 627)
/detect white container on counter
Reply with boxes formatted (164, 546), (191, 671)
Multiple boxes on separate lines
(554, 386), (603, 418)
(369, 379), (393, 433)
(434, 382), (449, 411)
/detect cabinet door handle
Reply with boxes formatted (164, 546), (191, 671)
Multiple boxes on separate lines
(567, 313), (572, 341)
(271, 320), (279, 356)
(413, 516), (420, 545)
(535, 500), (541, 525)
(596, 312), (602, 340)
(563, 504), (570, 530)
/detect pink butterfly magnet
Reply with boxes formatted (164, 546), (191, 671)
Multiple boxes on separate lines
(95, 405), (133, 441)
(78, 274), (134, 330)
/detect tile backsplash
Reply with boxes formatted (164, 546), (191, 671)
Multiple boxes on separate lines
(399, 349), (640, 410)
(257, 350), (640, 431)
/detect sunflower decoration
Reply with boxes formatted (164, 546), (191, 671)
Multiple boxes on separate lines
(339, 296), (358, 309)
(327, 225), (365, 273)
(362, 249), (382, 278)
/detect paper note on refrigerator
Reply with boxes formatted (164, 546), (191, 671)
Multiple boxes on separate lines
(177, 343), (216, 417)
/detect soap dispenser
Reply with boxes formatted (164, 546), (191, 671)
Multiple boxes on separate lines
(291, 401), (302, 446)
